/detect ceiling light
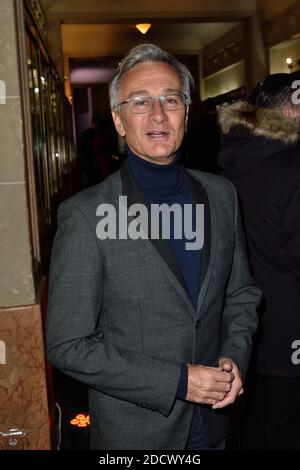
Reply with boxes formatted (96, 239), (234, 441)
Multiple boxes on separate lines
(135, 23), (151, 34)
(286, 57), (300, 71)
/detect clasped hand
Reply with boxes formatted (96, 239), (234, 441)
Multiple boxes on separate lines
(186, 358), (243, 409)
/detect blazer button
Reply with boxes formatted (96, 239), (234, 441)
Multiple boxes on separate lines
(195, 320), (201, 330)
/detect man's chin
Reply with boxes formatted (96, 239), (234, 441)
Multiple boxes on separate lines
(142, 153), (176, 165)
(144, 145), (177, 163)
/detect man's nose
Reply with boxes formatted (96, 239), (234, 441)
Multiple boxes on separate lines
(149, 98), (167, 121)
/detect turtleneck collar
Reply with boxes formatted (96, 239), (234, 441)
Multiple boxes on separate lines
(127, 147), (186, 198)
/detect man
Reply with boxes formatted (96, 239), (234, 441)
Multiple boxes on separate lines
(79, 114), (118, 187)
(218, 73), (300, 449)
(46, 44), (260, 450)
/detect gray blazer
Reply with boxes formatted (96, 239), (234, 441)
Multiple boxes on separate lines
(46, 163), (260, 450)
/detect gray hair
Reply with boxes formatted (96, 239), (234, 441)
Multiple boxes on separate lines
(109, 43), (195, 111)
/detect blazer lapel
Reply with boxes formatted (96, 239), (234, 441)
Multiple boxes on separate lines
(184, 169), (216, 315)
(183, 170), (211, 287)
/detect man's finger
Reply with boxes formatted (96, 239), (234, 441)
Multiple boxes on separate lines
(215, 370), (234, 382)
(219, 359), (233, 372)
(211, 391), (237, 409)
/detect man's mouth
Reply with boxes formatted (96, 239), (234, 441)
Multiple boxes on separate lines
(146, 131), (170, 137)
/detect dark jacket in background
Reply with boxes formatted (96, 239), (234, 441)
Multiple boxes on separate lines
(218, 102), (300, 377)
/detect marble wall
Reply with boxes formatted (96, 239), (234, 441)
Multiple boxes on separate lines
(0, 303), (51, 450)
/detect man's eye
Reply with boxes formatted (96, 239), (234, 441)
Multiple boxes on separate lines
(134, 99), (149, 107)
(165, 96), (179, 105)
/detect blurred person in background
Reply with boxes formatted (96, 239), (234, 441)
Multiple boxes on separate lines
(79, 114), (119, 186)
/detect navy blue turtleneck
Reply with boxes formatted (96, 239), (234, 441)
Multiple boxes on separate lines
(127, 148), (203, 400)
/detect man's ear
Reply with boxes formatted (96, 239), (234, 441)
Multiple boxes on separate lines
(112, 111), (126, 137)
(185, 106), (189, 132)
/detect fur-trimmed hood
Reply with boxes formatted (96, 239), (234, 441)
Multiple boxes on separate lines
(218, 101), (299, 146)
(218, 101), (300, 177)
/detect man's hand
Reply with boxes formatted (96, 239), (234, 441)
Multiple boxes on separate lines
(186, 363), (234, 405)
(212, 358), (243, 409)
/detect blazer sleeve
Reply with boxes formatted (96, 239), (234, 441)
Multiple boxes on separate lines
(46, 201), (181, 417)
(218, 185), (261, 378)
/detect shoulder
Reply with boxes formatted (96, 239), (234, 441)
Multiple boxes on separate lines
(60, 170), (121, 217)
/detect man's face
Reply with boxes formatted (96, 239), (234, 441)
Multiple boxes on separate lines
(112, 61), (189, 165)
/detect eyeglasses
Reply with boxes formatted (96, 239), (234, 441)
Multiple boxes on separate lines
(118, 93), (187, 114)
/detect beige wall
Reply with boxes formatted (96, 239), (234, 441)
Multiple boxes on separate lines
(203, 62), (245, 99)
(270, 39), (300, 74)
(0, 0), (35, 307)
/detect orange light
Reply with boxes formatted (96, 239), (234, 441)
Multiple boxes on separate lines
(70, 413), (90, 427)
(135, 23), (151, 34)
